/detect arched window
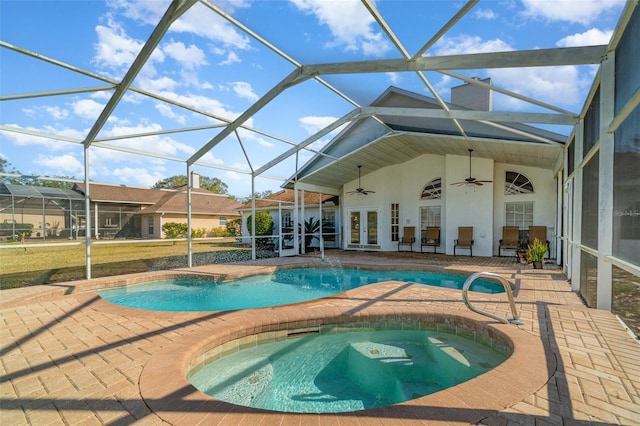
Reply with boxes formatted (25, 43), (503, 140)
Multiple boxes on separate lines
(421, 177), (441, 199)
(505, 172), (534, 195)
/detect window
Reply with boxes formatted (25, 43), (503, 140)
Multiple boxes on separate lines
(420, 206), (441, 239)
(147, 217), (154, 235)
(391, 203), (399, 242)
(219, 216), (227, 226)
(505, 202), (533, 229)
(421, 178), (441, 199)
(505, 172), (534, 195)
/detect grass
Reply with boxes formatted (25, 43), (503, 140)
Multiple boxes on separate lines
(0, 239), (274, 290)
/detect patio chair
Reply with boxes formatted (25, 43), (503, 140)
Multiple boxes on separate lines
(398, 226), (415, 252)
(454, 226), (474, 257)
(528, 226), (550, 259)
(420, 227), (440, 253)
(499, 226), (520, 257)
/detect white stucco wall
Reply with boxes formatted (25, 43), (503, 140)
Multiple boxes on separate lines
(444, 153), (494, 256)
(340, 152), (558, 257)
(492, 163), (557, 255)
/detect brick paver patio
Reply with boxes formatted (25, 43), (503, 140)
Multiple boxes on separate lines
(1, 252), (638, 425)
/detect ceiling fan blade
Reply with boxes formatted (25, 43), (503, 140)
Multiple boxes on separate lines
(474, 181), (483, 186)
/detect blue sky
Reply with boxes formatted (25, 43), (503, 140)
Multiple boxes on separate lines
(0, 0), (626, 197)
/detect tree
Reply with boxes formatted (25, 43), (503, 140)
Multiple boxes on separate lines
(152, 174), (229, 194)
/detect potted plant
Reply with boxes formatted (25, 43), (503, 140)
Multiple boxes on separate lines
(527, 237), (548, 269)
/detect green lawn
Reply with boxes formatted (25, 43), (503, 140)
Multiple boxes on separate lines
(0, 239), (265, 289)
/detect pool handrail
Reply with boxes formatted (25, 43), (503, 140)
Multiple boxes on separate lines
(462, 271), (525, 325)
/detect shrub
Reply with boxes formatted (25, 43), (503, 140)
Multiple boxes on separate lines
(191, 227), (207, 238)
(162, 222), (188, 238)
(225, 218), (242, 236)
(208, 227), (229, 237)
(246, 211), (274, 236)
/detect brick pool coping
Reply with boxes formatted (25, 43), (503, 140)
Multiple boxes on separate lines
(2, 252), (638, 424)
(137, 284), (553, 425)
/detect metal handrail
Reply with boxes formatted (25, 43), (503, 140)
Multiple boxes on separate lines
(462, 271), (525, 325)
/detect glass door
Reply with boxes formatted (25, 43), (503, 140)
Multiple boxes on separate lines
(279, 207), (297, 257)
(347, 208), (380, 249)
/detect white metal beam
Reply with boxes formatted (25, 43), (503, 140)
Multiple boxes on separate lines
(83, 0), (197, 147)
(411, 0), (479, 60)
(1, 86), (114, 101)
(302, 46), (608, 75)
(362, 106), (577, 125)
(254, 109), (360, 176)
(187, 68), (311, 166)
(439, 70), (577, 115)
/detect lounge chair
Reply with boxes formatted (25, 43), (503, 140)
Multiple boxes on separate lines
(454, 226), (474, 256)
(499, 226), (520, 257)
(528, 226), (549, 259)
(421, 227), (440, 253)
(398, 226), (415, 252)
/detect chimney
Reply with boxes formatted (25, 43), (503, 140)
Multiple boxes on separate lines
(191, 171), (200, 189)
(451, 77), (493, 111)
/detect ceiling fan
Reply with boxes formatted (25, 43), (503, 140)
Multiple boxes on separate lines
(347, 165), (376, 195)
(450, 149), (493, 186)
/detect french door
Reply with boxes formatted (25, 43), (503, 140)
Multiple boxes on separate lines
(346, 208), (381, 250)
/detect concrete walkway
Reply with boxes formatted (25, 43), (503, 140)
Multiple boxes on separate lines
(1, 252), (638, 425)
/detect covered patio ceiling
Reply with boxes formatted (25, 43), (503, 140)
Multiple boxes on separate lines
(291, 133), (565, 190)
(1, 0), (630, 196)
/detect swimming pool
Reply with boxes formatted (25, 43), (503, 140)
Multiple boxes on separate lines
(98, 268), (505, 312)
(188, 326), (509, 413)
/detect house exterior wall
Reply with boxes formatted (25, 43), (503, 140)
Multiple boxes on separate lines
(492, 163), (557, 255)
(341, 153), (557, 257)
(159, 213), (229, 238)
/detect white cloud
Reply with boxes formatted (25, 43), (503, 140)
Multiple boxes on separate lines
(556, 28), (613, 47)
(521, 0), (625, 25)
(386, 72), (401, 85)
(157, 91), (240, 121)
(70, 99), (105, 120)
(163, 40), (206, 69)
(475, 8), (497, 20)
(490, 65), (588, 109)
(171, 2), (251, 50)
(45, 106), (69, 120)
(1, 124), (86, 151)
(155, 103), (186, 125)
(298, 116), (338, 135)
(229, 81), (258, 102)
(291, 0), (392, 56)
(219, 51), (241, 66)
(111, 166), (166, 187)
(138, 76), (179, 93)
(107, 0), (168, 25)
(103, 123), (195, 157)
(434, 35), (513, 56)
(33, 153), (84, 176)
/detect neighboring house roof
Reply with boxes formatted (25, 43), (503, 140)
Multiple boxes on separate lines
(237, 189), (338, 211)
(74, 183), (241, 216)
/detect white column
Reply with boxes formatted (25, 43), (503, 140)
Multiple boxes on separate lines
(83, 146), (92, 280)
(187, 165), (193, 268)
(597, 52), (615, 310)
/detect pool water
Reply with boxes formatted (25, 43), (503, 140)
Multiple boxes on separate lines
(98, 268), (504, 312)
(188, 329), (508, 413)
